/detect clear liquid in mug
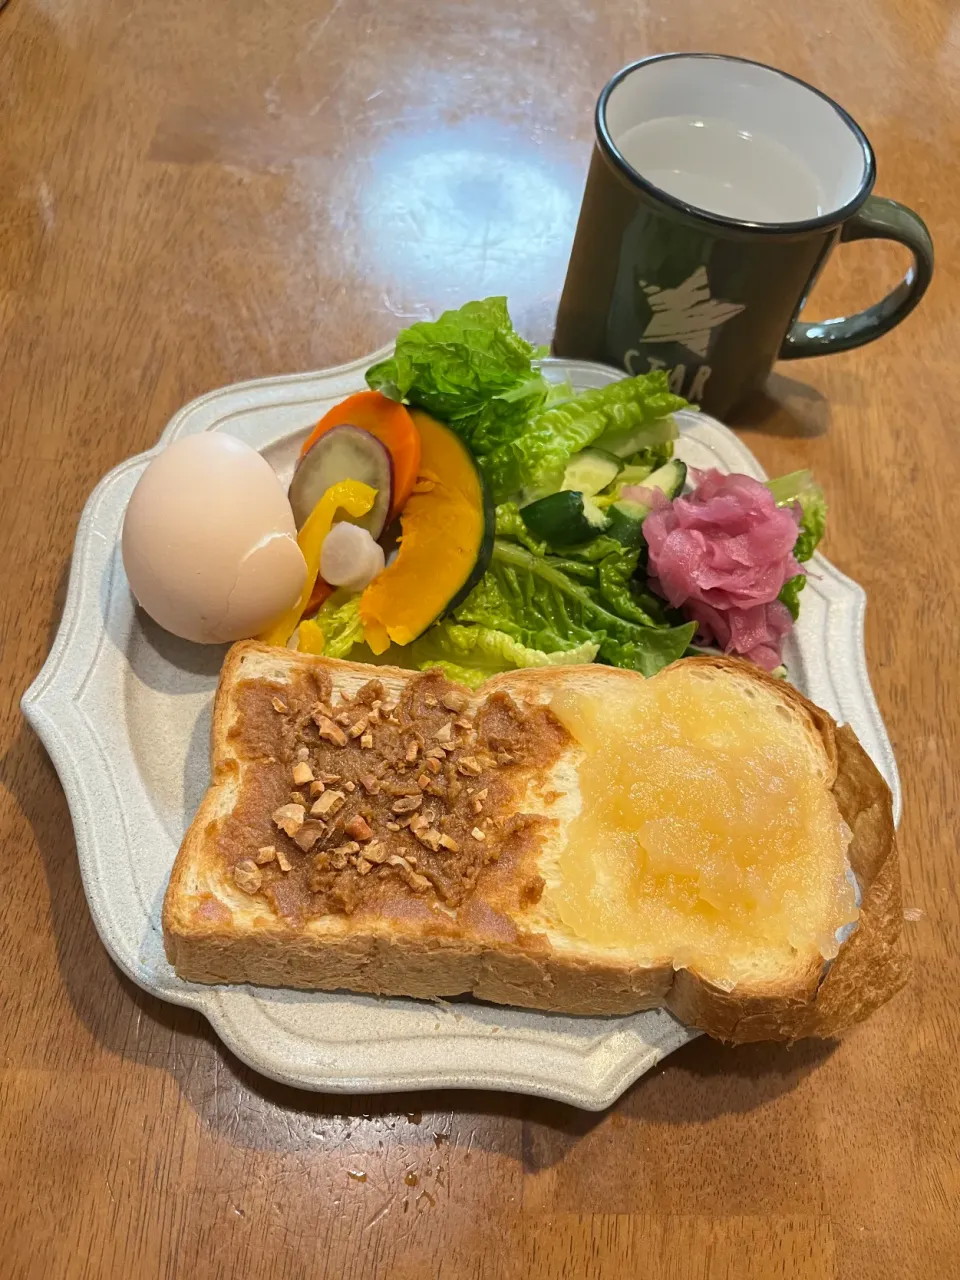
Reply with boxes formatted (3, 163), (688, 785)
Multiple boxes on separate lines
(615, 114), (826, 223)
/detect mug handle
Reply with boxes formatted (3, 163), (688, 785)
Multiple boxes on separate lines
(779, 195), (934, 359)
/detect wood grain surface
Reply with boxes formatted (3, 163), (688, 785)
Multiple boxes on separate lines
(1, 0), (957, 1276)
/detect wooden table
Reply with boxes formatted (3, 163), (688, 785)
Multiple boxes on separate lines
(1, 0), (957, 1275)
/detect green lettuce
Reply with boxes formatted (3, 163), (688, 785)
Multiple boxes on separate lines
(455, 538), (694, 677)
(366, 297), (549, 454)
(295, 586), (599, 685)
(766, 470), (827, 562)
(483, 373), (684, 504)
(778, 573), (807, 621)
(368, 298), (685, 505)
(297, 593), (364, 657)
(766, 470), (826, 619)
(410, 622), (599, 688)
(494, 501), (548, 555)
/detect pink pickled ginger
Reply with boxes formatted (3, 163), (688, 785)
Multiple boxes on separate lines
(640, 469), (803, 671)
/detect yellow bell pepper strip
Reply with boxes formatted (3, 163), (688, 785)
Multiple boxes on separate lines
(296, 617), (326, 654)
(258, 480), (376, 647)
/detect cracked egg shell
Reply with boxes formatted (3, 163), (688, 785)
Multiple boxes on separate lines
(121, 434), (307, 643)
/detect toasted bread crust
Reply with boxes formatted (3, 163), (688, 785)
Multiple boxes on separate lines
(162, 644), (906, 1041)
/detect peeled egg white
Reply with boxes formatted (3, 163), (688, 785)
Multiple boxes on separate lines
(121, 434), (307, 643)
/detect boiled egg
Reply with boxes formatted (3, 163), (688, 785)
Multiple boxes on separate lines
(122, 434), (307, 643)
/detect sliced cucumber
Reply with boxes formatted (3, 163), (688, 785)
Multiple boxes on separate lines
(520, 490), (609, 548)
(593, 414), (679, 459)
(289, 424), (394, 535)
(644, 458), (687, 500)
(561, 448), (623, 497)
(605, 462), (687, 548)
(605, 499), (648, 549)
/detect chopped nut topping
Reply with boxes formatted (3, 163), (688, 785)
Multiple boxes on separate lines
(332, 841), (361, 858)
(344, 815), (373, 842)
(249, 668), (563, 919)
(292, 761), (314, 786)
(293, 821), (326, 852)
(272, 803), (305, 837)
(311, 790), (345, 816)
(391, 794), (423, 814)
(271, 697), (288, 714)
(316, 716), (347, 747)
(234, 859), (263, 893)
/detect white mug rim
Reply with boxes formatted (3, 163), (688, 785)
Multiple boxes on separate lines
(596, 53), (876, 235)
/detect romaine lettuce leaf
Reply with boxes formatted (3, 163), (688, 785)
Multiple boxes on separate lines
(295, 585), (599, 684)
(494, 501), (548, 555)
(366, 298), (685, 507)
(778, 573), (807, 620)
(296, 592), (364, 657)
(483, 372), (685, 504)
(411, 622), (599, 687)
(455, 539), (694, 677)
(766, 469), (827, 561)
(366, 297), (548, 454)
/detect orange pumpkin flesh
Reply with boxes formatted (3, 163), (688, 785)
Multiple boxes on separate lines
(359, 411), (492, 653)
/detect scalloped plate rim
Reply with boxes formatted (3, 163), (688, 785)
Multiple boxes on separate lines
(21, 351), (900, 1109)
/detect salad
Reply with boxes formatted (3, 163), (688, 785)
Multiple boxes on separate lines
(266, 297), (826, 686)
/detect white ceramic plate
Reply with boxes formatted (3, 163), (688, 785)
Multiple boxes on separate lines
(22, 351), (900, 1110)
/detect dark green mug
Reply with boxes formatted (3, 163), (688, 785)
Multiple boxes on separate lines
(554, 54), (934, 418)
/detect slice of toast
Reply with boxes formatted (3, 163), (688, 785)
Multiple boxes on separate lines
(163, 641), (907, 1041)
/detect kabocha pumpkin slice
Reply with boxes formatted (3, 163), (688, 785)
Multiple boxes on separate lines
(359, 411), (493, 654)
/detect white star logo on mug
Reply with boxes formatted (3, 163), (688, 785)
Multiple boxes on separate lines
(639, 266), (746, 358)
